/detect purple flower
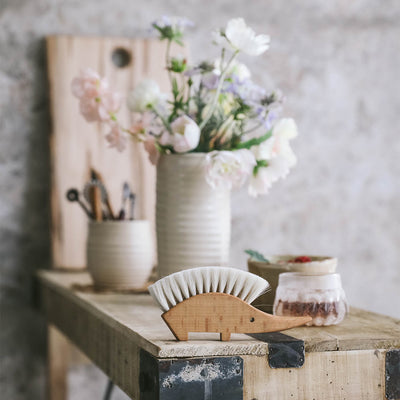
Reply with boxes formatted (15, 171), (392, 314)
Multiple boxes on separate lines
(222, 76), (266, 104)
(202, 72), (220, 89)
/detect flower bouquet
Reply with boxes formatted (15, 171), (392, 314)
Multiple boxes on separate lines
(72, 16), (298, 276)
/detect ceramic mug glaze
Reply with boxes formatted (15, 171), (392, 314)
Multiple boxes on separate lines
(156, 153), (231, 278)
(87, 220), (154, 289)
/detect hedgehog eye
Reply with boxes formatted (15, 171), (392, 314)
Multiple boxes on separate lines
(250, 317), (255, 322)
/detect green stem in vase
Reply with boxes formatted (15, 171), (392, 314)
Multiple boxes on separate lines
(199, 49), (239, 131)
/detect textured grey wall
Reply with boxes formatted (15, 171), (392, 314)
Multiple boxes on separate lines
(1, 0), (399, 399)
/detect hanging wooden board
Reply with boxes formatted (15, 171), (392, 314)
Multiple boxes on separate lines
(47, 35), (187, 269)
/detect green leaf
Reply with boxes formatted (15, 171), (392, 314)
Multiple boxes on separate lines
(253, 159), (269, 176)
(245, 249), (269, 263)
(235, 129), (273, 150)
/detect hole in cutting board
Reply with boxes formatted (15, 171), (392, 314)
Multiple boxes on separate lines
(111, 48), (132, 68)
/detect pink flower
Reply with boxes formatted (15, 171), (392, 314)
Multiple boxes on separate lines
(72, 68), (121, 122)
(97, 91), (122, 122)
(130, 112), (153, 136)
(105, 123), (128, 152)
(79, 98), (102, 122)
(71, 68), (108, 99)
(144, 136), (160, 165)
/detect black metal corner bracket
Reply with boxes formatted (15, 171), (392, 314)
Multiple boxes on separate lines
(249, 332), (305, 369)
(140, 350), (243, 400)
(386, 349), (400, 400)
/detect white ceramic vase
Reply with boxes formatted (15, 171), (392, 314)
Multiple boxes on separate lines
(87, 220), (154, 289)
(156, 153), (231, 278)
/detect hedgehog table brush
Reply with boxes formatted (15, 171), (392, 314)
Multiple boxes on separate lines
(149, 267), (312, 341)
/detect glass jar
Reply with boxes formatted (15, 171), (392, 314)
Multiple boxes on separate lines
(273, 273), (348, 326)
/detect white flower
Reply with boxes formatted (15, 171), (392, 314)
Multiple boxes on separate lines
(127, 79), (166, 112)
(153, 16), (194, 30)
(248, 157), (290, 197)
(214, 59), (251, 82)
(224, 18), (270, 56)
(205, 149), (256, 190)
(159, 115), (200, 153)
(229, 61), (251, 81)
(269, 118), (298, 166)
(212, 29), (225, 46)
(273, 118), (298, 140)
(249, 118), (298, 197)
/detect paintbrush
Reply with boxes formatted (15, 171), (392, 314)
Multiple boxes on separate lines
(66, 188), (93, 219)
(118, 182), (131, 220)
(90, 168), (115, 220)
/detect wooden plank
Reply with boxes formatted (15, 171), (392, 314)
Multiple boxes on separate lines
(47, 35), (186, 269)
(38, 270), (400, 358)
(38, 270), (269, 359)
(42, 280), (142, 399)
(46, 35), (187, 400)
(47, 326), (69, 400)
(288, 307), (400, 352)
(243, 349), (386, 400)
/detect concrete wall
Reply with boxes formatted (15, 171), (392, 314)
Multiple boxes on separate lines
(1, 0), (399, 399)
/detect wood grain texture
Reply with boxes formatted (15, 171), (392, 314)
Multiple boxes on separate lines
(47, 326), (70, 400)
(46, 35), (185, 400)
(243, 350), (386, 400)
(162, 292), (311, 341)
(37, 270), (400, 359)
(47, 35), (186, 269)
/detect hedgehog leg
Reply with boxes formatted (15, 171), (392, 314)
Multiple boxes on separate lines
(220, 332), (231, 341)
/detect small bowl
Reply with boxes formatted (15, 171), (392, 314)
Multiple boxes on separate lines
(267, 255), (337, 275)
(248, 255), (337, 313)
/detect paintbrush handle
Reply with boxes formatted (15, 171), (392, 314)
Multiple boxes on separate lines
(129, 194), (136, 220)
(91, 168), (115, 220)
(90, 186), (103, 222)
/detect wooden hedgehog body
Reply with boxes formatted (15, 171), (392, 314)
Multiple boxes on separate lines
(149, 267), (311, 342)
(162, 292), (311, 341)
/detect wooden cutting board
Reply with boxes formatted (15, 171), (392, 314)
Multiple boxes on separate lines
(47, 35), (185, 269)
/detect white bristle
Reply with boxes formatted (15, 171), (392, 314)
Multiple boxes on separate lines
(232, 271), (246, 298)
(175, 272), (190, 299)
(167, 276), (183, 303)
(218, 268), (229, 292)
(161, 279), (177, 308)
(148, 282), (169, 311)
(148, 266), (270, 312)
(201, 267), (212, 292)
(185, 269), (198, 297)
(193, 269), (204, 294)
(210, 268), (219, 292)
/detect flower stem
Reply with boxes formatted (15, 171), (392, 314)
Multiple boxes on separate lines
(151, 106), (173, 134)
(199, 50), (239, 130)
(166, 39), (173, 89)
(243, 121), (264, 135)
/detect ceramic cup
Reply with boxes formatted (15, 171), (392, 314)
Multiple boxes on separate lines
(87, 220), (154, 289)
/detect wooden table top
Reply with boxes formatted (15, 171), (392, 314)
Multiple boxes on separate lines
(37, 270), (400, 359)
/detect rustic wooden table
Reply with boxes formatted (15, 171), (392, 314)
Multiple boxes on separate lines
(37, 270), (400, 400)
